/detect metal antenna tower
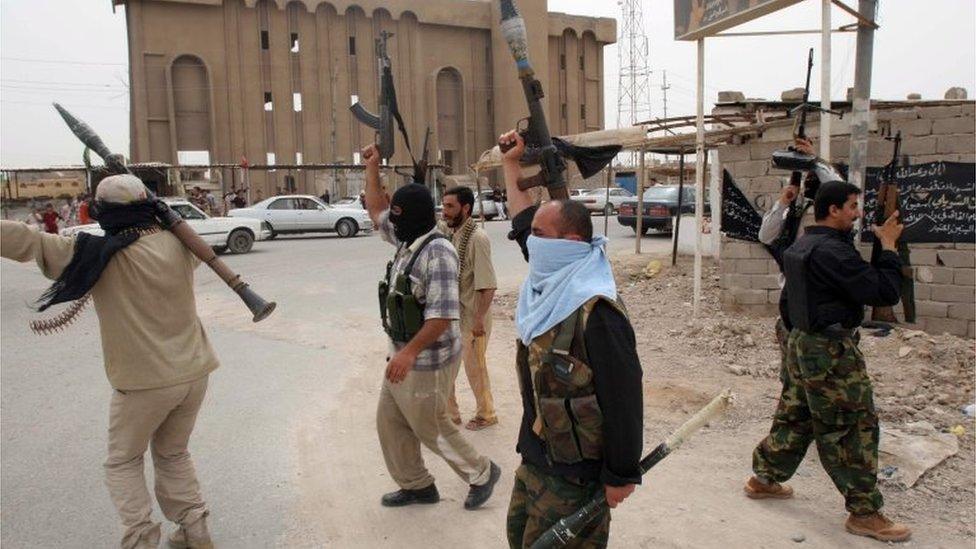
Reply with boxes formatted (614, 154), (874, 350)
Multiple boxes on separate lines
(616, 0), (652, 167)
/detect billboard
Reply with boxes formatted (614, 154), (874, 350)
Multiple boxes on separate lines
(674, 0), (803, 41)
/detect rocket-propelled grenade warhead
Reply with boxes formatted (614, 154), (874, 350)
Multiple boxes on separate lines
(53, 102), (114, 162)
(499, 0), (532, 76)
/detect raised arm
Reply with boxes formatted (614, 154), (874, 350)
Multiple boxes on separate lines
(362, 144), (390, 227)
(498, 131), (535, 219)
(1, 220), (75, 280)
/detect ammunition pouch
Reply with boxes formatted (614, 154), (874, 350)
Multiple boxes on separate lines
(533, 307), (605, 465)
(378, 233), (444, 343)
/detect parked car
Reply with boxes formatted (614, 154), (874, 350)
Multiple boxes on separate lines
(616, 185), (710, 234)
(228, 194), (373, 238)
(333, 197), (364, 209)
(60, 198), (269, 254)
(471, 190), (501, 220)
(571, 187), (635, 215)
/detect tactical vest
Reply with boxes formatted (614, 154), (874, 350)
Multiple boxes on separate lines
(783, 232), (830, 332)
(519, 296), (627, 465)
(378, 233), (445, 343)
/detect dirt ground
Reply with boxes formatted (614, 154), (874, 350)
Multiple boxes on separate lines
(287, 252), (975, 548)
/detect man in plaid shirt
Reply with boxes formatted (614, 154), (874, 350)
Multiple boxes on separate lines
(362, 144), (501, 510)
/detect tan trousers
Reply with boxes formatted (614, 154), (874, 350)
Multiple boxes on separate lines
(376, 359), (491, 490)
(104, 376), (209, 549)
(448, 327), (496, 422)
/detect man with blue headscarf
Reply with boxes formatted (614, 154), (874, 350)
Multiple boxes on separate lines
(498, 131), (644, 548)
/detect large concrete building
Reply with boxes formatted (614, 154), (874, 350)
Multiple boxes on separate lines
(114, 0), (615, 195)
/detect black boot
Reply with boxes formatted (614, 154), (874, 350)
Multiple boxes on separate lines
(464, 462), (501, 510)
(381, 483), (440, 507)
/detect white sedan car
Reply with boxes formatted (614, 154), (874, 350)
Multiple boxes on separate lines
(60, 198), (270, 254)
(228, 195), (373, 238)
(571, 187), (635, 214)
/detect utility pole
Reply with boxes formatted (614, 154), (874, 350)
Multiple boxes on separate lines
(848, 0), (877, 201)
(330, 59), (339, 197)
(616, 0), (653, 168)
(661, 70), (670, 122)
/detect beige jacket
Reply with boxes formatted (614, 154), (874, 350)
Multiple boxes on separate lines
(1, 221), (220, 390)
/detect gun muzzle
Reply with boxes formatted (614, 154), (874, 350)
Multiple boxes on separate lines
(235, 283), (277, 323)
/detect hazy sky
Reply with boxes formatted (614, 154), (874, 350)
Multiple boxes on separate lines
(1, 0), (974, 167)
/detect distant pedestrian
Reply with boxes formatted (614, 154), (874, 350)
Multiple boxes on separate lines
(320, 189), (331, 204)
(37, 203), (62, 234)
(60, 201), (72, 228)
(78, 195), (92, 225)
(232, 188), (248, 209)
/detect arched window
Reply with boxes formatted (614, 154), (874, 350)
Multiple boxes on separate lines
(436, 68), (463, 174)
(171, 55), (212, 161)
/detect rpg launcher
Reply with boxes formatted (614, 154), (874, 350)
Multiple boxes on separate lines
(497, 0), (568, 200)
(768, 49), (846, 266)
(529, 390), (733, 549)
(871, 130), (916, 323)
(53, 103), (277, 323)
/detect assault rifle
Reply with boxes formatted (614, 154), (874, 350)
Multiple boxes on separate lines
(496, 0), (568, 200)
(529, 390), (733, 549)
(871, 130), (916, 323)
(351, 31), (396, 161)
(768, 49), (845, 266)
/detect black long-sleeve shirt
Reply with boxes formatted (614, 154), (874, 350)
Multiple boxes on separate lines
(509, 206), (644, 486)
(779, 225), (903, 331)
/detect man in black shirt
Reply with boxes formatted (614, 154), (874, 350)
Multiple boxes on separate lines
(746, 181), (912, 543)
(499, 131), (643, 548)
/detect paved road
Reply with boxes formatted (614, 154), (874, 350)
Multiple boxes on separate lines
(0, 215), (670, 547)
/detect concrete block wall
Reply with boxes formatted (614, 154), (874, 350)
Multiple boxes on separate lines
(718, 101), (976, 337)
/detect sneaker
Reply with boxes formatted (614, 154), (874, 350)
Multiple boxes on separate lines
(168, 516), (214, 549)
(464, 461), (501, 510)
(743, 476), (794, 499)
(845, 512), (912, 542)
(381, 484), (440, 507)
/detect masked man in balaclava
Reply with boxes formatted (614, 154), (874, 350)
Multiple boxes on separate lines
(497, 131), (644, 549)
(361, 144), (501, 511)
(0, 174), (218, 549)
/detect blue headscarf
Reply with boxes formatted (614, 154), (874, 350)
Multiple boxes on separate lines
(516, 235), (617, 345)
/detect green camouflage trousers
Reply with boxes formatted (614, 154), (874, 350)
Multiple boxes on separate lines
(753, 328), (883, 515)
(507, 464), (610, 549)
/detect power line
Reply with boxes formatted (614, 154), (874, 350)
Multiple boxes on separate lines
(0, 56), (127, 67)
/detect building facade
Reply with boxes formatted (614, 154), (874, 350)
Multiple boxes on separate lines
(114, 0), (615, 195)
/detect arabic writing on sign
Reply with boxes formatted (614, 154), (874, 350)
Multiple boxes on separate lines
(861, 161), (975, 244)
(720, 170), (763, 242)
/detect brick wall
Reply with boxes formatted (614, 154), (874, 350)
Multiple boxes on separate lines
(718, 101), (975, 337)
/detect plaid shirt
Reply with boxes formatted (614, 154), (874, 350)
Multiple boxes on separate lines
(379, 210), (461, 371)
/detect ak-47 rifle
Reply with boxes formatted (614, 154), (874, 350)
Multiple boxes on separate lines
(529, 390), (733, 549)
(496, 0), (568, 200)
(768, 49), (845, 266)
(351, 31), (427, 183)
(871, 130), (916, 323)
(351, 31), (396, 161)
(53, 103), (276, 323)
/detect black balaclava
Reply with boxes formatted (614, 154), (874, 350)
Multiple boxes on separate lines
(389, 183), (436, 245)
